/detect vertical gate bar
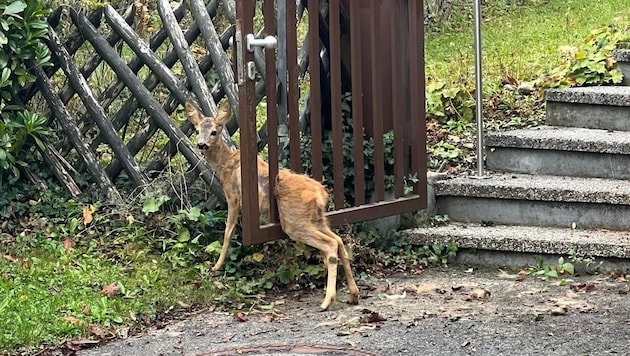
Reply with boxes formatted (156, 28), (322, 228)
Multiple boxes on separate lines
(264, 0), (279, 224)
(309, 0), (323, 182)
(391, 1), (404, 198)
(349, 0), (365, 206)
(277, 1), (288, 138)
(408, 0), (427, 194)
(329, 0), (345, 209)
(369, 2), (385, 202)
(287, 0), (301, 172)
(237, 0), (260, 245)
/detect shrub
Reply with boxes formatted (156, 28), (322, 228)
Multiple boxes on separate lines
(0, 0), (52, 184)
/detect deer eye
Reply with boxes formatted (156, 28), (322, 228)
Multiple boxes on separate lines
(210, 130), (217, 136)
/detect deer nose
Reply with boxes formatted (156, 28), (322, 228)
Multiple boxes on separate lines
(197, 142), (208, 150)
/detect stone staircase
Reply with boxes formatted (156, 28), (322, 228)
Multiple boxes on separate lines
(404, 49), (630, 266)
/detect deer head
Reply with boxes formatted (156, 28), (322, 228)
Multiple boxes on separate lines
(185, 101), (231, 150)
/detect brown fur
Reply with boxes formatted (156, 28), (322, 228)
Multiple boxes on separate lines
(185, 101), (359, 310)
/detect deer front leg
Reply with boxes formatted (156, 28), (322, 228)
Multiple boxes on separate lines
(212, 198), (239, 272)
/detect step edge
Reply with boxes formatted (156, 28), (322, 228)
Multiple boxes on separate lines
(402, 224), (630, 258)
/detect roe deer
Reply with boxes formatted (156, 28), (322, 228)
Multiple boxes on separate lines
(185, 101), (359, 310)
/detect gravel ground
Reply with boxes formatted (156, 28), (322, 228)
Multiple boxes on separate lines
(77, 265), (630, 356)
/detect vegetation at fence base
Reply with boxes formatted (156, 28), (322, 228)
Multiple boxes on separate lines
(0, 0), (52, 184)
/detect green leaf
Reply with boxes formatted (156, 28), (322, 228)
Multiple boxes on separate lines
(141, 195), (170, 214)
(0, 67), (10, 86)
(3, 1), (27, 17)
(186, 207), (202, 221)
(204, 240), (222, 255)
(562, 263), (575, 275)
(177, 228), (190, 242)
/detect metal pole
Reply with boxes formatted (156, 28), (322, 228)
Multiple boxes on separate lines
(472, 0), (488, 178)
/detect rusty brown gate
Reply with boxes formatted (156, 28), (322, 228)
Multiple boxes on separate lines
(236, 0), (426, 245)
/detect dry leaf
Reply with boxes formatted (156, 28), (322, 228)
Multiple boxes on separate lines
(471, 288), (491, 300)
(365, 311), (387, 323)
(570, 283), (595, 293)
(82, 305), (92, 316)
(550, 306), (568, 316)
(83, 206), (93, 225)
(88, 324), (110, 339)
(101, 283), (119, 297)
(63, 238), (74, 252)
(63, 316), (81, 324)
(234, 311), (248, 322)
(4, 254), (18, 263)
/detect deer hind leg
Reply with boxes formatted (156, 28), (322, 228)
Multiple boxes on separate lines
(212, 197), (240, 272)
(284, 225), (340, 311)
(322, 226), (359, 305)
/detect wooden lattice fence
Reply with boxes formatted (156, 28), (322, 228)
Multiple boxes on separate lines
(21, 0), (308, 206)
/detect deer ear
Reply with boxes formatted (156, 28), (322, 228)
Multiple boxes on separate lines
(215, 101), (231, 125)
(185, 101), (203, 126)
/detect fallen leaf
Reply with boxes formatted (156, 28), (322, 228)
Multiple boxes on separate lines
(82, 305), (92, 315)
(83, 206), (93, 225)
(471, 289), (491, 300)
(63, 238), (74, 252)
(384, 291), (406, 300)
(63, 316), (81, 324)
(88, 324), (110, 340)
(361, 309), (387, 323)
(550, 306), (567, 316)
(570, 283), (595, 293)
(234, 311), (248, 322)
(101, 283), (119, 297)
(4, 255), (18, 263)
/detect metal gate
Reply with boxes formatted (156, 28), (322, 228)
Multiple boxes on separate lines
(235, 0), (426, 244)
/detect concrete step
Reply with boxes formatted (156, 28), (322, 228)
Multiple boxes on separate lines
(403, 222), (630, 262)
(614, 49), (630, 86)
(545, 86), (630, 131)
(486, 126), (630, 179)
(434, 173), (630, 230)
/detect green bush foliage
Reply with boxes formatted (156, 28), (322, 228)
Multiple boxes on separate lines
(0, 0), (52, 184)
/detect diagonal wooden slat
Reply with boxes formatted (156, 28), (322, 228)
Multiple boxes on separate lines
(45, 25), (149, 188)
(187, 0), (240, 117)
(70, 8), (225, 201)
(34, 64), (122, 202)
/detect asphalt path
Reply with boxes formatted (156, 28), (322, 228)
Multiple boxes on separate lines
(77, 265), (630, 356)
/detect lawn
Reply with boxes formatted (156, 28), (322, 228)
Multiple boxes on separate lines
(425, 0), (630, 89)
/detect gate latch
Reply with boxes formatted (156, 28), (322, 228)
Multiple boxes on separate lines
(246, 34), (277, 52)
(247, 61), (256, 80)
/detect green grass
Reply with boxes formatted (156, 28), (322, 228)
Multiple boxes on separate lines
(0, 237), (220, 354)
(425, 0), (630, 89)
